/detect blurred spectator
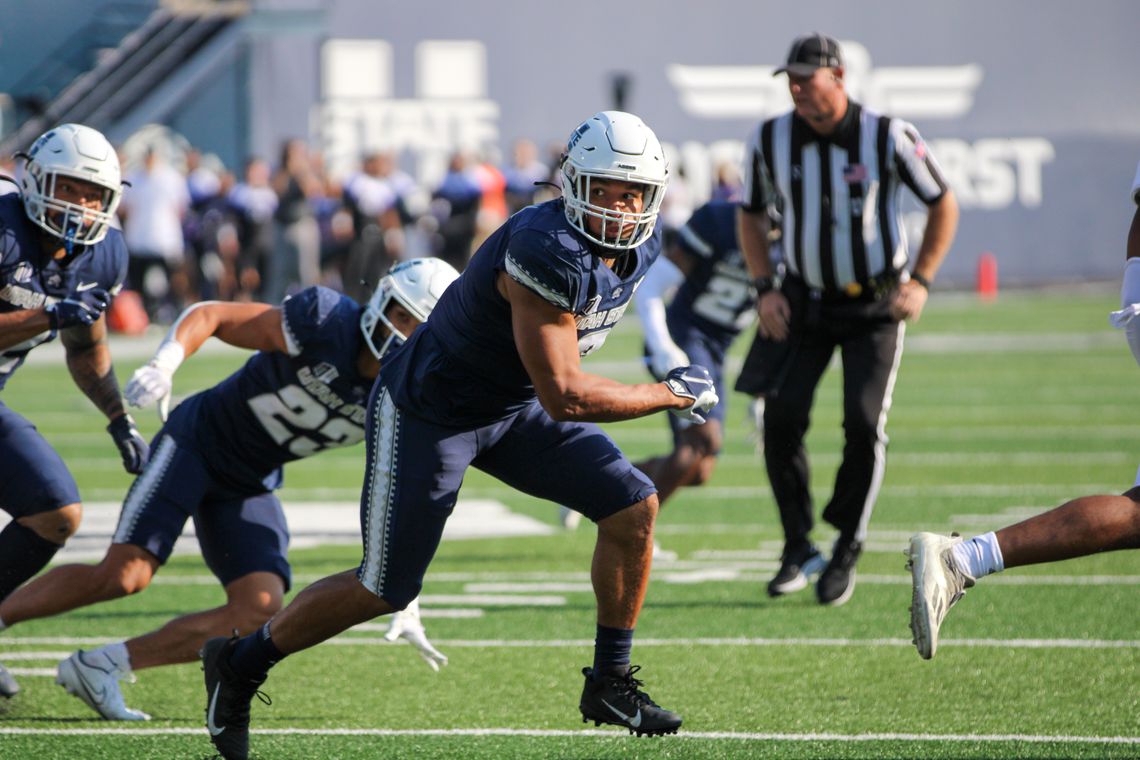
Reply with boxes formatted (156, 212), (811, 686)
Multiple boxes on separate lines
(503, 138), (550, 213)
(226, 157), (278, 301)
(266, 139), (322, 302)
(119, 147), (191, 323)
(471, 147), (508, 251)
(185, 148), (222, 207)
(711, 160), (744, 203)
(430, 151), (482, 272)
(342, 151), (410, 302)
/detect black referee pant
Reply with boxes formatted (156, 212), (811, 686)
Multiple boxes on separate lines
(738, 275), (905, 550)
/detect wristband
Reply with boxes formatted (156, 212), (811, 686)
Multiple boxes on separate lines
(910, 272), (931, 290)
(150, 338), (186, 372)
(753, 276), (776, 296)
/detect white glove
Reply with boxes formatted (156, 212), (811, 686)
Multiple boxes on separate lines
(1110, 258), (1140, 368)
(647, 342), (690, 382)
(125, 365), (174, 421)
(124, 339), (185, 422)
(384, 597), (448, 672)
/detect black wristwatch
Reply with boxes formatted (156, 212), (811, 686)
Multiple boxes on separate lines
(753, 276), (777, 296)
(910, 272), (931, 290)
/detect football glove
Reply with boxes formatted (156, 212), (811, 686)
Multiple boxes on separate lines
(107, 414), (149, 475)
(46, 287), (111, 330)
(125, 339), (185, 422)
(384, 597), (448, 672)
(664, 365), (719, 424)
(645, 342), (690, 382)
(125, 365), (175, 422)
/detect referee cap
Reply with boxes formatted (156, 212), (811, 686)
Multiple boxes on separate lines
(774, 33), (844, 76)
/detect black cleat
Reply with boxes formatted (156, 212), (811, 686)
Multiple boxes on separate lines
(579, 665), (682, 736)
(817, 539), (863, 606)
(201, 636), (270, 760)
(0, 661), (19, 698)
(767, 543), (826, 597)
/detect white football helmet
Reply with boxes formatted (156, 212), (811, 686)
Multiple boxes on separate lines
(19, 123), (122, 247)
(361, 257), (460, 359)
(561, 111), (668, 251)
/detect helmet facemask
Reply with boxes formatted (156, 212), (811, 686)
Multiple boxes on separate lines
(560, 111), (668, 252)
(360, 258), (461, 360)
(19, 124), (123, 250)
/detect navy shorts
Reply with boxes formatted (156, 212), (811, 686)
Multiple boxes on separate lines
(113, 430), (292, 590)
(656, 324), (730, 445)
(0, 401), (81, 517)
(357, 381), (655, 608)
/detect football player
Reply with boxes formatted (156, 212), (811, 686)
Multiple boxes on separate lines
(631, 200), (758, 522)
(0, 258), (458, 719)
(200, 111), (718, 760)
(0, 124), (148, 698)
(907, 160), (1140, 660)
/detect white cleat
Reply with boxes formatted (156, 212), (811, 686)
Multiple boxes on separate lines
(56, 650), (151, 721)
(907, 533), (975, 660)
(558, 505), (582, 531)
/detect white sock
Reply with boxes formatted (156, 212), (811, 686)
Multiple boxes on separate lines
(951, 532), (1005, 580)
(102, 641), (133, 674)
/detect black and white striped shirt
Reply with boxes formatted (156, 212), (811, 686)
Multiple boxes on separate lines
(742, 101), (948, 294)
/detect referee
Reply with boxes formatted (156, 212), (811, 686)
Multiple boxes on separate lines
(735, 33), (959, 606)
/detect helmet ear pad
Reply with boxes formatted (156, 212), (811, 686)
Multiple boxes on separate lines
(560, 110), (668, 251)
(360, 257), (461, 360)
(19, 123), (123, 247)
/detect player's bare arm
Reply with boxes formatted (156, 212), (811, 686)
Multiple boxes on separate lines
(60, 317), (126, 420)
(501, 272), (686, 422)
(0, 308), (56, 350)
(169, 301), (288, 356)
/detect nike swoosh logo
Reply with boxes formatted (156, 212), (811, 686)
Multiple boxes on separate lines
(601, 698), (642, 728)
(76, 282), (99, 291)
(75, 660), (109, 705)
(207, 684), (225, 736)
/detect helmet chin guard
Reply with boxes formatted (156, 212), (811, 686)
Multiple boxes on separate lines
(360, 257), (461, 359)
(561, 111), (668, 251)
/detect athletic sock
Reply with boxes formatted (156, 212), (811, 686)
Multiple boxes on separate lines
(229, 621), (284, 682)
(593, 624), (634, 677)
(103, 641), (133, 674)
(951, 531), (1004, 580)
(0, 521), (61, 602)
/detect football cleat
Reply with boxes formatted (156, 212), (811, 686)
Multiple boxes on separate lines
(0, 661), (19, 698)
(767, 543), (826, 597)
(57, 650), (150, 721)
(579, 665), (682, 737)
(817, 539), (862, 606)
(907, 532), (976, 660)
(201, 636), (270, 760)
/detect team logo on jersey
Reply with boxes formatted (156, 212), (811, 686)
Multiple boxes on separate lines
(611, 287), (623, 299)
(311, 362), (339, 384)
(45, 272), (61, 289)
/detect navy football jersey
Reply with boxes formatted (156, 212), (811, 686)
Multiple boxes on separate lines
(384, 199), (661, 426)
(170, 286), (372, 490)
(667, 200), (756, 350)
(0, 193), (128, 389)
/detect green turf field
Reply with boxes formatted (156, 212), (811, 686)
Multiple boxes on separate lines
(1, 289), (1137, 759)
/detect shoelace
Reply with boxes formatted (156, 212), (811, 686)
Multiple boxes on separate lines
(608, 666), (660, 709)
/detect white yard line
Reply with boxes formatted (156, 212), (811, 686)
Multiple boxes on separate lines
(0, 726), (1134, 743)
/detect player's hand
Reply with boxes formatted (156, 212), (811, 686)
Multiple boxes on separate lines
(46, 288), (111, 330)
(646, 342), (690, 382)
(384, 598), (448, 672)
(107, 414), (149, 475)
(664, 365), (719, 424)
(125, 364), (174, 422)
